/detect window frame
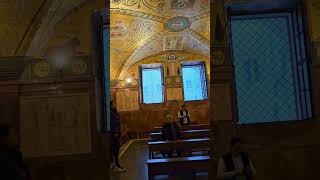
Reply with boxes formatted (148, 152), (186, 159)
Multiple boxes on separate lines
(181, 61), (209, 102)
(92, 10), (109, 133)
(139, 63), (165, 105)
(227, 2), (313, 125)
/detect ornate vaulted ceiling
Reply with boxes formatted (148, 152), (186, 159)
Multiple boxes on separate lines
(0, 0), (44, 56)
(0, 0), (88, 57)
(110, 0), (210, 80)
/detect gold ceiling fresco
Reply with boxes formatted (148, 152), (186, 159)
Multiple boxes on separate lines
(110, 0), (210, 80)
(0, 0), (89, 57)
(0, 0), (44, 56)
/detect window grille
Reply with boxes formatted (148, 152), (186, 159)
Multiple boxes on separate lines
(181, 61), (208, 101)
(229, 9), (312, 124)
(140, 64), (164, 104)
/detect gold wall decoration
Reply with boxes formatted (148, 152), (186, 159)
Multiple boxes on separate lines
(164, 35), (184, 50)
(166, 88), (183, 100)
(119, 79), (138, 87)
(170, 0), (196, 9)
(71, 59), (87, 75)
(213, 50), (225, 65)
(33, 61), (50, 78)
(166, 77), (172, 83)
(127, 51), (210, 81)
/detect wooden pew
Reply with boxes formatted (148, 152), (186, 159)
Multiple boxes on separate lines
(151, 124), (210, 133)
(148, 138), (210, 159)
(150, 129), (210, 141)
(147, 155), (210, 180)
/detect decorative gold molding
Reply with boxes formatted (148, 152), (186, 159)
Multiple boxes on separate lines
(190, 11), (210, 22)
(185, 28), (210, 47)
(111, 8), (167, 22)
(116, 29), (168, 79)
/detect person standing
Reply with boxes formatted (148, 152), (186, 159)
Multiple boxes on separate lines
(110, 100), (126, 173)
(217, 137), (256, 180)
(0, 124), (29, 180)
(178, 104), (190, 126)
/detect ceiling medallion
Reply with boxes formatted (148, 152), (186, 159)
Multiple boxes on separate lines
(165, 16), (191, 32)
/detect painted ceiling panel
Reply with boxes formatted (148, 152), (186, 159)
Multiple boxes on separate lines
(110, 13), (164, 60)
(27, 0), (88, 56)
(111, 0), (210, 79)
(111, 0), (209, 18)
(189, 16), (210, 40)
(0, 0), (44, 56)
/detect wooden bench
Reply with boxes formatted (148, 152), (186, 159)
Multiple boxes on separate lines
(148, 138), (211, 159)
(147, 155), (210, 180)
(150, 129), (210, 141)
(151, 124), (210, 133)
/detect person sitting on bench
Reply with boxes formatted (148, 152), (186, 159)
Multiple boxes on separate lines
(217, 137), (256, 180)
(178, 104), (190, 126)
(161, 114), (182, 158)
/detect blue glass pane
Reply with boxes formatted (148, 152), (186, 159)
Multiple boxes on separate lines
(230, 14), (298, 124)
(182, 64), (207, 101)
(142, 68), (163, 104)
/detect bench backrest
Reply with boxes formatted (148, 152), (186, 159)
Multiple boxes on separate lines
(151, 124), (210, 133)
(150, 129), (211, 141)
(148, 138), (210, 152)
(147, 155), (210, 164)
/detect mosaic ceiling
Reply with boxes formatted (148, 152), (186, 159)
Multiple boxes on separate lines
(110, 0), (210, 79)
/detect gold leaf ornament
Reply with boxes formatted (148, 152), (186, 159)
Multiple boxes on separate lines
(33, 61), (49, 77)
(72, 60), (87, 75)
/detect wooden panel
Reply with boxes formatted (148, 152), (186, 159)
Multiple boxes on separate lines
(166, 88), (183, 100)
(119, 107), (209, 134)
(151, 129), (210, 141)
(0, 57), (31, 80)
(148, 138), (210, 153)
(212, 84), (232, 121)
(0, 85), (19, 125)
(20, 93), (91, 157)
(116, 90), (139, 111)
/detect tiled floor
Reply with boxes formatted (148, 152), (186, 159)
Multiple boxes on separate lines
(110, 140), (209, 180)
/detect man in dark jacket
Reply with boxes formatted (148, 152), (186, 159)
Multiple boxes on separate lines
(0, 124), (29, 180)
(161, 114), (182, 158)
(217, 137), (256, 180)
(110, 100), (126, 173)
